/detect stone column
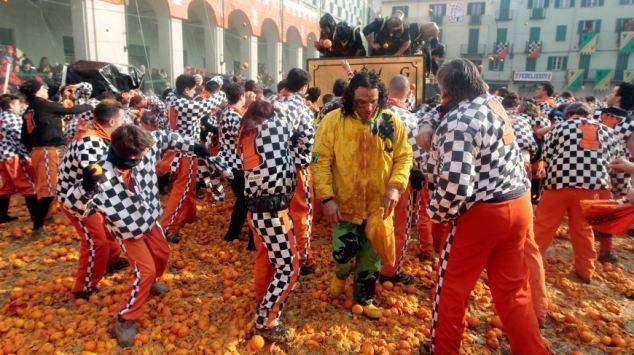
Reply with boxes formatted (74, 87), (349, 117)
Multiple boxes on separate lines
(71, 0), (128, 64)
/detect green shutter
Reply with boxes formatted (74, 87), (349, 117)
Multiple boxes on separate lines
(555, 0), (561, 7)
(467, 3), (472, 15)
(595, 20), (602, 32)
(615, 53), (629, 80)
(0, 28), (13, 46)
(545, 0), (550, 7)
(441, 4), (447, 16)
(468, 28), (479, 53)
(563, 57), (568, 70)
(570, 0), (575, 6)
(579, 54), (591, 79)
(547, 57), (554, 70)
(556, 25), (567, 41)
(529, 27), (541, 41)
(616, 19), (623, 32)
(578, 20), (584, 33)
(497, 28), (508, 42)
(528, 0), (534, 8)
(526, 58), (537, 71)
(501, 0), (511, 11)
(599, 0), (604, 5)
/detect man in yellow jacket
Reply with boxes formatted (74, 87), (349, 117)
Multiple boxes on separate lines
(312, 71), (412, 318)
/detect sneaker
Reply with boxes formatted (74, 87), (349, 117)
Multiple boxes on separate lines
(105, 258), (130, 275)
(362, 303), (383, 319)
(150, 282), (169, 296)
(166, 232), (180, 244)
(598, 251), (618, 263)
(328, 276), (346, 298)
(112, 316), (137, 348)
(0, 215), (18, 224)
(379, 273), (413, 285)
(575, 272), (592, 285)
(300, 264), (317, 276)
(73, 288), (99, 300)
(257, 324), (290, 343)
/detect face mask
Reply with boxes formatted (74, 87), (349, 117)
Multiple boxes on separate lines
(107, 147), (141, 170)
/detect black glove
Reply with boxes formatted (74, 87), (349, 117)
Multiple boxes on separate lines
(82, 165), (107, 192)
(410, 168), (425, 191)
(193, 143), (210, 158)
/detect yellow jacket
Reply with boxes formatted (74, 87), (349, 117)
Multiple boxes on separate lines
(312, 108), (413, 224)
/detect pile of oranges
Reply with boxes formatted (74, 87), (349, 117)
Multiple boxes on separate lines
(0, 195), (632, 354)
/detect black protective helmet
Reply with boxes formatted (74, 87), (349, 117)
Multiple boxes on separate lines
(319, 13), (336, 33)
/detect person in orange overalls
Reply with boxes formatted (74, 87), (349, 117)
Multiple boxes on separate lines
(0, 94), (37, 224)
(161, 75), (220, 242)
(534, 102), (628, 284)
(239, 100), (305, 342)
(57, 101), (128, 298)
(19, 80), (92, 238)
(63, 125), (213, 347)
(269, 69), (316, 275)
(418, 59), (547, 354)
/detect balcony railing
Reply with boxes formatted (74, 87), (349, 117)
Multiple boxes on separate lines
(530, 8), (546, 19)
(469, 15), (482, 26)
(461, 44), (487, 56)
(495, 9), (513, 21)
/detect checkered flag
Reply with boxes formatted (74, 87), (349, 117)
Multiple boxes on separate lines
(495, 42), (509, 60)
(527, 41), (542, 59)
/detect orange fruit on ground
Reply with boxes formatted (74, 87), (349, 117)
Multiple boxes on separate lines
(249, 335), (265, 350)
(486, 337), (499, 349)
(600, 335), (612, 346)
(382, 281), (394, 290)
(177, 325), (190, 337)
(174, 260), (185, 269)
(579, 331), (593, 343)
(360, 341), (375, 354)
(343, 299), (355, 310)
(466, 316), (479, 328)
(351, 304), (364, 315)
(83, 340), (97, 351)
(489, 315), (503, 329)
(564, 313), (577, 324)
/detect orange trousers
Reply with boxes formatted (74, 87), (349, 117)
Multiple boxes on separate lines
(160, 154), (197, 234)
(289, 168), (314, 267)
(249, 210), (299, 329)
(431, 193), (546, 354)
(64, 209), (121, 293)
(534, 188), (604, 279)
(118, 225), (170, 321)
(382, 184), (432, 276)
(31, 147), (60, 199)
(0, 157), (36, 196)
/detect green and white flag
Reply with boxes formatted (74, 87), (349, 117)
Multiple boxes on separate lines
(567, 69), (584, 91)
(620, 31), (634, 54)
(594, 69), (613, 92)
(579, 32), (598, 54)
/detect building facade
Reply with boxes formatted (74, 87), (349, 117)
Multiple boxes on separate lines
(0, 0), (367, 90)
(381, 0), (634, 97)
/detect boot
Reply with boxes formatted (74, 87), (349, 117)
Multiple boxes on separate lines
(150, 282), (169, 296)
(105, 258), (130, 275)
(112, 316), (137, 348)
(257, 324), (290, 343)
(0, 196), (18, 224)
(74, 288), (99, 300)
(166, 232), (180, 244)
(24, 195), (38, 223)
(598, 251), (618, 263)
(379, 273), (413, 285)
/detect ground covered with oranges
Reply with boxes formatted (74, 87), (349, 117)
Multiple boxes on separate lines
(0, 194), (633, 354)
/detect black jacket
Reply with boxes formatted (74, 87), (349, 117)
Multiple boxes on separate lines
(21, 98), (92, 150)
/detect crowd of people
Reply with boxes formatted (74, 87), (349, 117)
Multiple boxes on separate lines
(0, 54), (633, 353)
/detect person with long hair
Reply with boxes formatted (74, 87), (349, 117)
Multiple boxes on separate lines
(312, 70), (412, 319)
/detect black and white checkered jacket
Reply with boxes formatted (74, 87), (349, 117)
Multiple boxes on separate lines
(268, 93), (314, 168)
(529, 114), (551, 130)
(389, 104), (426, 165)
(596, 107), (633, 146)
(63, 130), (196, 240)
(64, 83), (99, 142)
(426, 94), (530, 223)
(242, 109), (298, 200)
(0, 110), (28, 161)
(508, 111), (537, 158)
(543, 116), (629, 195)
(165, 91), (219, 141)
(218, 107), (243, 171)
(57, 124), (110, 202)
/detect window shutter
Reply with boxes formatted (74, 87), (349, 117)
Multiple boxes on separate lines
(545, 0), (550, 7)
(555, 0), (561, 7)
(547, 57), (553, 70)
(595, 20), (602, 32)
(441, 4), (447, 16)
(599, 0), (604, 5)
(578, 20), (584, 33)
(562, 57), (568, 70)
(528, 0), (534, 8)
(570, 0), (575, 6)
(467, 3), (472, 15)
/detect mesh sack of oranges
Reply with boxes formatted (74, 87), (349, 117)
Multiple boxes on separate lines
(365, 207), (396, 267)
(580, 199), (634, 235)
